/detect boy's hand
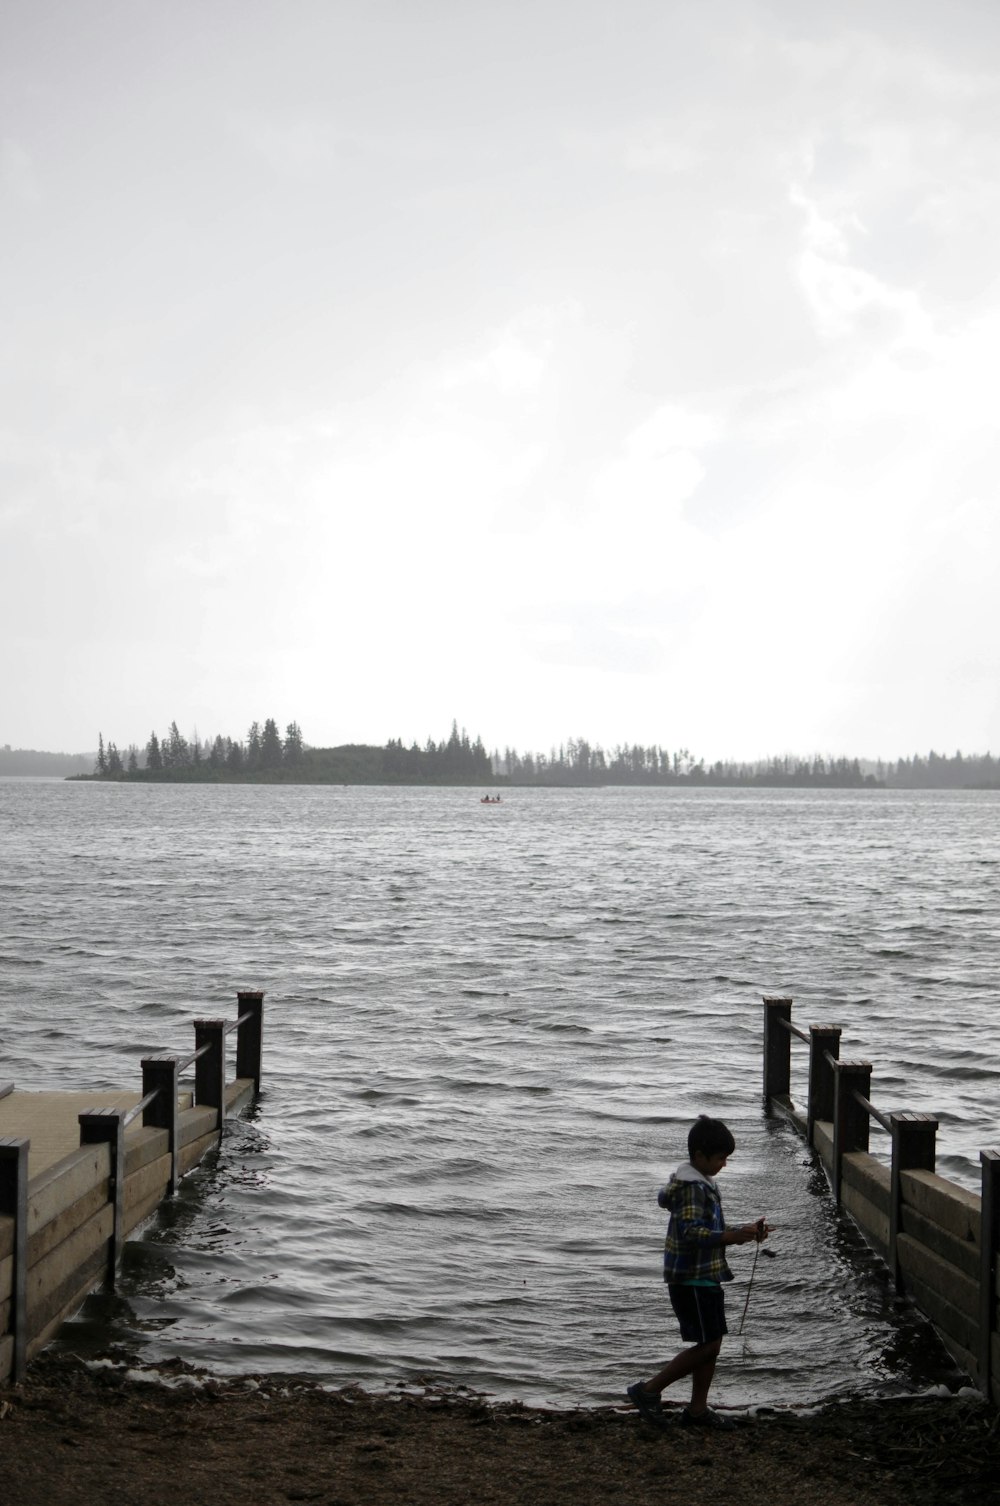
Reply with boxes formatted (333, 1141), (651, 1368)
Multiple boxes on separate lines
(732, 1220), (769, 1245)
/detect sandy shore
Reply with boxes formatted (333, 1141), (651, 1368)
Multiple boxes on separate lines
(1, 1354), (997, 1506)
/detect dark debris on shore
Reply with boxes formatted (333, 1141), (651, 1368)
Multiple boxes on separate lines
(1, 1352), (998, 1506)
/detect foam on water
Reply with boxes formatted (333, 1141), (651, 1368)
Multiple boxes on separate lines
(2, 780), (997, 1406)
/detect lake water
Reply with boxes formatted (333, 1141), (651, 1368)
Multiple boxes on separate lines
(2, 779), (998, 1409)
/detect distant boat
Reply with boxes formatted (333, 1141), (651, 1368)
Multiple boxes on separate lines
(480, 796), (502, 804)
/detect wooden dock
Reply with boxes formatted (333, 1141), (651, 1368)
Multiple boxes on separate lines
(762, 994), (1000, 1410)
(0, 991), (264, 1385)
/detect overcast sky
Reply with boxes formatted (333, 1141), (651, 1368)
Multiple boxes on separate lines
(4, 1), (1000, 761)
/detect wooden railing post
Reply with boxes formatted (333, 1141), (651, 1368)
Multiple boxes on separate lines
(0, 1136), (29, 1383)
(808, 1025), (841, 1146)
(142, 1055), (179, 1194)
(979, 1150), (1000, 1403)
(762, 996), (792, 1106)
(236, 990), (265, 1093)
(194, 1020), (227, 1132)
(78, 1109), (125, 1288)
(889, 1113), (938, 1292)
(832, 1060), (871, 1204)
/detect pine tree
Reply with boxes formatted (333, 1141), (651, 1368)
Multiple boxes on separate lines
(260, 718), (283, 769)
(167, 721), (190, 767)
(284, 722), (304, 765)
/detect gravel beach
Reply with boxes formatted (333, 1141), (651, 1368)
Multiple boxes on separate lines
(1, 1354), (998, 1506)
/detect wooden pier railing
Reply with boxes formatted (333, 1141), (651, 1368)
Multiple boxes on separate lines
(0, 989), (264, 1386)
(763, 994), (1000, 1408)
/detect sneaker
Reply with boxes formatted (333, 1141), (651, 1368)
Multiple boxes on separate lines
(626, 1382), (667, 1428)
(680, 1406), (738, 1431)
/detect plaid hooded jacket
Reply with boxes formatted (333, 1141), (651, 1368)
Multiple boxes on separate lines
(658, 1162), (733, 1284)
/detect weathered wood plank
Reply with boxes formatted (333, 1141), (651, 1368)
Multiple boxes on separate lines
(0, 1332), (13, 1385)
(900, 1169), (981, 1245)
(26, 1205), (113, 1322)
(898, 1236), (980, 1338)
(124, 1125), (170, 1178)
(900, 1203), (981, 1281)
(227, 1078), (255, 1116)
(179, 1129), (220, 1177)
(812, 1119), (834, 1173)
(0, 1250), (11, 1302)
(27, 1178), (108, 1268)
(123, 1154), (171, 1216)
(842, 1151), (891, 1211)
(901, 1268), (979, 1360)
(27, 1145), (108, 1240)
(841, 1182), (890, 1260)
(123, 1186), (168, 1238)
(26, 1245), (107, 1360)
(178, 1105), (219, 1150)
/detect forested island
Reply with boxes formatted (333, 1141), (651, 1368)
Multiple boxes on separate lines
(1, 720), (995, 788)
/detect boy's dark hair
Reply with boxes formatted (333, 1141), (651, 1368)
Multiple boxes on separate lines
(688, 1115), (736, 1160)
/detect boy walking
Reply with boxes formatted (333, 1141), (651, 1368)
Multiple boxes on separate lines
(627, 1115), (768, 1431)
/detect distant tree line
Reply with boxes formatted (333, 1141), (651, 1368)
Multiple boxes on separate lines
(880, 750), (1000, 789)
(491, 741), (877, 787)
(89, 719), (305, 780)
(0, 746), (91, 776)
(279, 722), (493, 784)
(68, 724), (1000, 789)
(383, 723), (492, 783)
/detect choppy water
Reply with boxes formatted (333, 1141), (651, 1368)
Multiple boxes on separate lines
(2, 779), (999, 1408)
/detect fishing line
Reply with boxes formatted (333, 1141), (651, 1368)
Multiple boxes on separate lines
(735, 1228), (777, 1357)
(736, 1239), (762, 1337)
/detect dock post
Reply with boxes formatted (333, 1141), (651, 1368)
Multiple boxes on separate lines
(78, 1109), (125, 1289)
(889, 1113), (938, 1293)
(762, 996), (792, 1107)
(831, 1060), (871, 1205)
(194, 1020), (227, 1132)
(236, 989), (265, 1093)
(0, 1137), (29, 1383)
(979, 1150), (1000, 1403)
(142, 1056), (180, 1194)
(807, 1026), (841, 1147)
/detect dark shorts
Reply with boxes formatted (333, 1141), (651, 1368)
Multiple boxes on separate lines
(668, 1283), (727, 1344)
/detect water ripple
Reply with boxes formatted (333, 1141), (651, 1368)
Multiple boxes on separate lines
(1, 780), (997, 1408)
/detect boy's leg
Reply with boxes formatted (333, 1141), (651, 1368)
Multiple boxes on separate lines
(687, 1345), (719, 1415)
(630, 1286), (726, 1411)
(638, 1336), (722, 1398)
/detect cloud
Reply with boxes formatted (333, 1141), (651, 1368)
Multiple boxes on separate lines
(226, 112), (345, 178)
(6, 3), (1000, 755)
(527, 618), (668, 675)
(790, 183), (934, 346)
(436, 309), (564, 397)
(1, 138), (40, 204)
